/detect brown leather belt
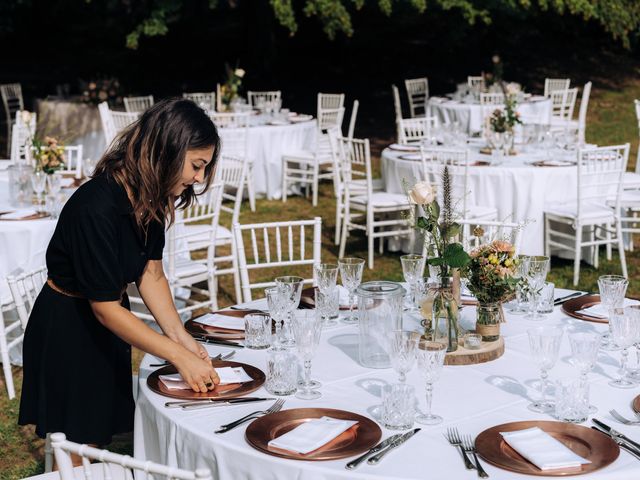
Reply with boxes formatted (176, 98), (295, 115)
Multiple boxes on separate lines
(47, 278), (84, 298)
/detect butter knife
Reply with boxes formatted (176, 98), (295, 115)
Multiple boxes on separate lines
(591, 426), (640, 460)
(345, 433), (406, 470)
(592, 419), (640, 452)
(193, 335), (244, 348)
(164, 397), (273, 408)
(367, 428), (421, 465)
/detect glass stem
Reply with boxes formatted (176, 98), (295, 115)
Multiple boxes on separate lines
(425, 382), (434, 417)
(274, 316), (282, 346)
(540, 368), (548, 406)
(349, 291), (355, 320)
(303, 359), (312, 390)
(620, 348), (629, 382)
(411, 282), (416, 309)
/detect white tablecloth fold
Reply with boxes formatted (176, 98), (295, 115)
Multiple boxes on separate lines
(267, 416), (359, 454)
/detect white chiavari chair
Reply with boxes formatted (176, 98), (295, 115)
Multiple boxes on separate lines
(98, 102), (139, 146)
(574, 81), (592, 145)
(1, 83), (24, 155)
(317, 93), (345, 113)
(123, 95), (154, 113)
(338, 136), (412, 268)
(183, 91), (216, 111)
(549, 87), (578, 128)
(544, 144), (629, 285)
(57, 145), (84, 179)
(460, 219), (525, 254)
(405, 77), (429, 118)
(392, 84), (403, 134)
(10, 110), (36, 164)
(233, 217), (322, 302)
(346, 100), (359, 140)
(467, 76), (485, 92)
(216, 83), (224, 111)
(317, 107), (345, 132)
(544, 78), (571, 97)
(398, 116), (438, 144)
(247, 91), (282, 111)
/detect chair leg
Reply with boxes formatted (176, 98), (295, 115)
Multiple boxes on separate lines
(573, 226), (583, 287)
(312, 163), (319, 207)
(368, 210), (375, 269)
(617, 220), (628, 279)
(231, 243), (242, 304)
(605, 225), (612, 261)
(246, 176), (256, 212)
(334, 196), (342, 245)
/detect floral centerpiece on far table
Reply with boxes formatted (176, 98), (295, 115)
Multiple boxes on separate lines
(220, 63), (245, 111)
(408, 167), (471, 352)
(79, 77), (123, 107)
(487, 82), (522, 154)
(32, 136), (66, 174)
(464, 238), (519, 342)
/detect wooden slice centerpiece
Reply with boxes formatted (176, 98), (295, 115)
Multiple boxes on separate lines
(444, 336), (504, 366)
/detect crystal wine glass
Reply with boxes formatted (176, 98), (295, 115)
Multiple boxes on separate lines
(274, 276), (304, 347)
(31, 171), (47, 211)
(569, 332), (601, 412)
(314, 263), (338, 293)
(265, 286), (287, 349)
(609, 306), (640, 389)
(527, 326), (563, 413)
(598, 275), (628, 351)
(47, 174), (62, 196)
(415, 340), (447, 425)
(401, 254), (426, 311)
(389, 330), (420, 383)
(338, 257), (365, 324)
(292, 310), (323, 400)
(524, 256), (550, 320)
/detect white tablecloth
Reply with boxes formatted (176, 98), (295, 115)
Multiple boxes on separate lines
(381, 144), (580, 255)
(134, 291), (640, 479)
(428, 97), (552, 134)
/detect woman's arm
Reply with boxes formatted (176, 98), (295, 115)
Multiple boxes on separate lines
(90, 300), (219, 392)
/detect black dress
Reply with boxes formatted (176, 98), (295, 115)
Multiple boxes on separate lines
(18, 173), (165, 444)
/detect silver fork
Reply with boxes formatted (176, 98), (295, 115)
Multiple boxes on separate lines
(444, 427), (475, 470)
(215, 398), (285, 434)
(462, 435), (489, 478)
(610, 409), (640, 425)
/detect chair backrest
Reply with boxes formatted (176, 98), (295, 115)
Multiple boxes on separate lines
(398, 116), (438, 144)
(340, 135), (374, 199)
(479, 92), (505, 106)
(51, 432), (212, 480)
(467, 76), (485, 91)
(346, 100), (359, 140)
(183, 92), (216, 111)
(215, 154), (248, 223)
(211, 112), (250, 158)
(247, 91), (282, 111)
(209, 111), (250, 129)
(419, 147), (469, 218)
(405, 77), (429, 118)
(317, 107), (345, 132)
(98, 102), (140, 146)
(317, 93), (345, 113)
(10, 110), (37, 163)
(0, 83), (24, 123)
(544, 78), (570, 97)
(577, 144), (630, 218)
(7, 266), (48, 329)
(233, 217), (322, 302)
(123, 95), (154, 113)
(460, 219), (525, 255)
(550, 87), (578, 121)
(57, 145), (84, 179)
(576, 82), (592, 145)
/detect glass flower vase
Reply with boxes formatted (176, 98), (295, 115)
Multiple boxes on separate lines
(475, 302), (502, 342)
(432, 279), (459, 352)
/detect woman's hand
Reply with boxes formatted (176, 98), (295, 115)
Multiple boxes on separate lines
(177, 328), (209, 360)
(174, 349), (220, 393)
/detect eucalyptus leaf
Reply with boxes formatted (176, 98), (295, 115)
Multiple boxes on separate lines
(443, 243), (471, 268)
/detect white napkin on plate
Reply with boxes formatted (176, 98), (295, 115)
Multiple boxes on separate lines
(159, 367), (252, 390)
(578, 298), (639, 318)
(268, 416), (359, 454)
(500, 427), (591, 471)
(194, 313), (245, 331)
(0, 208), (38, 220)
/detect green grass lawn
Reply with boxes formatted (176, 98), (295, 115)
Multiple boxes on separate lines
(2, 78), (640, 478)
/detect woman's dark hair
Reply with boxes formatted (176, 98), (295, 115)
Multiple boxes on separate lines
(94, 97), (220, 228)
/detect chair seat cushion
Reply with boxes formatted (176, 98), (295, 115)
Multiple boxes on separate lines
(351, 192), (411, 208)
(545, 201), (615, 223)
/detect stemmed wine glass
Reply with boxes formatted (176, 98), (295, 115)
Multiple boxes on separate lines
(569, 332), (601, 412)
(274, 276), (304, 347)
(524, 256), (550, 319)
(527, 326), (563, 413)
(401, 254), (426, 311)
(388, 330), (420, 383)
(415, 340), (447, 425)
(338, 257), (365, 324)
(292, 310), (323, 400)
(598, 275), (628, 351)
(265, 286), (287, 349)
(314, 263), (339, 327)
(31, 171), (47, 211)
(609, 306), (640, 389)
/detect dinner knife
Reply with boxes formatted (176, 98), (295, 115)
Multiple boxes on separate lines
(164, 397), (274, 408)
(592, 419), (640, 452)
(193, 335), (244, 348)
(367, 428), (421, 465)
(590, 426), (640, 461)
(553, 291), (585, 305)
(345, 433), (406, 470)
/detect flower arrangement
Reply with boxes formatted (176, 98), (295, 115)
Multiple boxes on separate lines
(489, 87), (522, 134)
(79, 77), (123, 107)
(465, 240), (519, 305)
(32, 136), (66, 174)
(220, 63), (245, 111)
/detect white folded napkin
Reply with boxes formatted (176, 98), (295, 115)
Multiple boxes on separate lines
(578, 298), (639, 318)
(500, 427), (591, 471)
(268, 416), (359, 454)
(195, 313), (245, 331)
(159, 367), (252, 390)
(0, 208), (38, 220)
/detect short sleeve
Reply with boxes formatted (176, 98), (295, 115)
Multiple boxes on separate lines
(149, 223), (165, 260)
(65, 207), (124, 302)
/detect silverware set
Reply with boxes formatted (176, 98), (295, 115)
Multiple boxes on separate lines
(150, 351), (235, 368)
(193, 334), (244, 348)
(592, 418), (640, 460)
(444, 427), (489, 477)
(345, 428), (420, 469)
(165, 397), (275, 410)
(553, 291), (587, 306)
(215, 398), (285, 433)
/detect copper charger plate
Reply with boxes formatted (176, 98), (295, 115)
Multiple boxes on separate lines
(245, 408), (381, 461)
(147, 359), (265, 400)
(561, 295), (608, 324)
(470, 160), (492, 166)
(185, 309), (265, 340)
(633, 395), (640, 414)
(476, 420), (619, 476)
(0, 212), (50, 221)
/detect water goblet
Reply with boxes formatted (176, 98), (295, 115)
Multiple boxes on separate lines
(338, 257), (365, 324)
(274, 276), (304, 347)
(527, 326), (563, 413)
(569, 332), (601, 412)
(292, 310), (323, 400)
(401, 254), (426, 311)
(415, 340), (447, 425)
(609, 306), (640, 389)
(314, 263), (338, 293)
(314, 286), (338, 328)
(265, 286), (287, 349)
(524, 256), (550, 320)
(31, 171), (47, 211)
(598, 275), (628, 351)
(388, 330), (420, 383)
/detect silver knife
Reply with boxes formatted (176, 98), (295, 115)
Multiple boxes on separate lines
(345, 433), (406, 469)
(593, 419), (640, 452)
(164, 397), (274, 408)
(367, 428), (421, 465)
(193, 335), (244, 348)
(591, 426), (640, 460)
(554, 291), (584, 305)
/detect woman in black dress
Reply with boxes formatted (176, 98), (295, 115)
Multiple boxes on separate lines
(19, 98), (221, 449)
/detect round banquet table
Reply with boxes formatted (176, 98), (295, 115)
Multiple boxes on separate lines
(134, 292), (640, 479)
(381, 143), (581, 255)
(220, 116), (317, 200)
(428, 96), (552, 135)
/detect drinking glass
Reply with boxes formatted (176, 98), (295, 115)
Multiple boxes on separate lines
(244, 314), (271, 349)
(508, 254), (530, 314)
(416, 341), (447, 425)
(401, 254), (426, 311)
(265, 286), (287, 349)
(388, 330), (420, 383)
(382, 384), (416, 430)
(314, 263), (338, 292)
(31, 171), (47, 210)
(274, 276), (304, 347)
(46, 174), (62, 196)
(527, 326), (563, 413)
(598, 275), (628, 351)
(315, 286), (339, 327)
(292, 310), (323, 400)
(524, 256), (550, 320)
(536, 282), (555, 314)
(609, 307), (640, 389)
(555, 378), (589, 423)
(569, 332), (600, 412)
(338, 257), (365, 324)
(266, 348), (298, 396)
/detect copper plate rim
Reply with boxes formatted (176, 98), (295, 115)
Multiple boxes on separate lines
(633, 395), (640, 414)
(561, 295), (608, 324)
(146, 360), (265, 400)
(0, 212), (50, 221)
(245, 408), (382, 461)
(476, 420), (619, 476)
(185, 319), (245, 340)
